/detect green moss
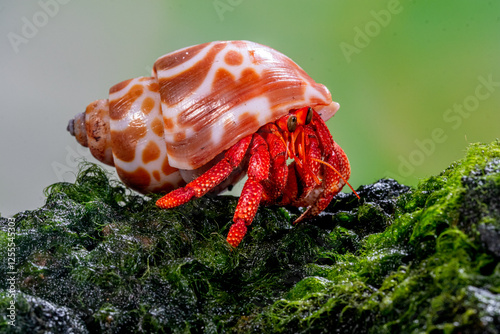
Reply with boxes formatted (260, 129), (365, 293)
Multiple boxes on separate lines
(243, 140), (500, 333)
(1, 142), (500, 333)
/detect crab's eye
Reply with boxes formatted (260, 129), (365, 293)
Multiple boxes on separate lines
(287, 116), (297, 132)
(305, 107), (313, 125)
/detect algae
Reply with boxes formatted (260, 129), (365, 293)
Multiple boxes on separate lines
(1, 141), (500, 333)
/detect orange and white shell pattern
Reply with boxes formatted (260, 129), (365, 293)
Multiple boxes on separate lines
(69, 40), (339, 194)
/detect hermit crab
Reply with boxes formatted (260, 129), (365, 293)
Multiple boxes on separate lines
(68, 40), (356, 247)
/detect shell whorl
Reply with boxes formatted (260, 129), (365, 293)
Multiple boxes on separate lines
(69, 40), (339, 194)
(152, 40), (338, 170)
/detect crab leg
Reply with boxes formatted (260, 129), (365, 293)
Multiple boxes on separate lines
(314, 114), (351, 196)
(294, 126), (322, 203)
(227, 134), (270, 247)
(156, 135), (252, 209)
(294, 144), (348, 223)
(280, 163), (299, 206)
(259, 124), (288, 204)
(294, 113), (351, 224)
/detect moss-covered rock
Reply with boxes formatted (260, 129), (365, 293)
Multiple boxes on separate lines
(1, 141), (499, 333)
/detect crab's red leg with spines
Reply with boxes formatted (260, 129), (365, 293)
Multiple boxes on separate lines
(259, 124), (288, 205)
(156, 136), (252, 209)
(295, 144), (348, 223)
(227, 134), (270, 247)
(294, 126), (322, 203)
(280, 163), (299, 206)
(294, 112), (351, 223)
(313, 112), (351, 198)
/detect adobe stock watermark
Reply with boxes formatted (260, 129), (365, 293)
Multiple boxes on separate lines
(7, 0), (72, 54)
(51, 144), (93, 182)
(213, 0), (244, 21)
(340, 0), (403, 63)
(5, 218), (18, 326)
(386, 74), (499, 181)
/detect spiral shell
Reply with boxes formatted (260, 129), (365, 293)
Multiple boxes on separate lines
(68, 40), (339, 194)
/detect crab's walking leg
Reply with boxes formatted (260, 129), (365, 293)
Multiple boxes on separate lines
(294, 113), (351, 224)
(294, 142), (349, 223)
(293, 126), (322, 205)
(280, 163), (299, 206)
(227, 134), (270, 247)
(156, 136), (252, 209)
(259, 125), (288, 205)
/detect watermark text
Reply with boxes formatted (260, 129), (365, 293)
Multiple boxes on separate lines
(386, 74), (499, 180)
(340, 0), (403, 63)
(5, 218), (17, 326)
(213, 0), (244, 21)
(7, 0), (72, 54)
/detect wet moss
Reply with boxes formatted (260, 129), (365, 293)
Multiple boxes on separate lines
(1, 141), (500, 333)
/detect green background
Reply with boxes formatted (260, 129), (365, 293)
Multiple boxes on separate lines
(1, 0), (499, 216)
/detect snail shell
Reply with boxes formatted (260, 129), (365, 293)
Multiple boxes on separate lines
(68, 40), (339, 194)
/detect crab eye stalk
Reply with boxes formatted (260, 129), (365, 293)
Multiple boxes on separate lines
(305, 107), (313, 125)
(287, 116), (298, 132)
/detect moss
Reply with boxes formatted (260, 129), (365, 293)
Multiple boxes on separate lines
(1, 142), (500, 333)
(242, 140), (500, 333)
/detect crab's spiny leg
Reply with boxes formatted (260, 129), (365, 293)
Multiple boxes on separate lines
(303, 127), (322, 185)
(291, 126), (322, 191)
(227, 134), (270, 247)
(280, 162), (299, 206)
(294, 142), (350, 223)
(259, 125), (288, 204)
(293, 127), (322, 200)
(293, 112), (351, 224)
(156, 135), (252, 209)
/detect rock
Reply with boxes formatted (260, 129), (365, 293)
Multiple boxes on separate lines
(1, 141), (500, 333)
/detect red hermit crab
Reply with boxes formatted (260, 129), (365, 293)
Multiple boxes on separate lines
(68, 40), (355, 247)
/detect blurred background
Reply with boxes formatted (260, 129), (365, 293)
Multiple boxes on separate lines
(1, 0), (499, 217)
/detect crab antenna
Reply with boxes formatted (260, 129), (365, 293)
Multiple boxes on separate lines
(311, 158), (360, 199)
